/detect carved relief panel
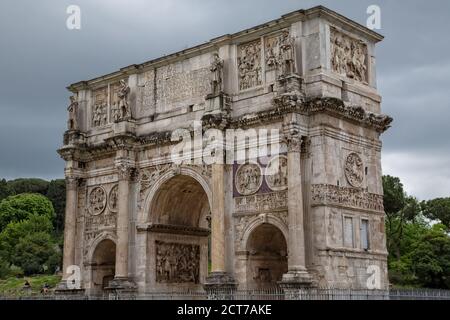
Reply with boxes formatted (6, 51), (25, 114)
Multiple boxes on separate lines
(84, 184), (118, 245)
(238, 40), (262, 90)
(155, 241), (200, 284)
(235, 163), (263, 196)
(265, 155), (288, 191)
(156, 63), (209, 113)
(92, 87), (108, 127)
(330, 28), (368, 83)
(344, 153), (364, 188)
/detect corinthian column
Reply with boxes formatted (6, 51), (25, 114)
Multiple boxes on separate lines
(281, 127), (312, 287)
(108, 161), (136, 290)
(204, 163), (236, 294)
(57, 176), (79, 291)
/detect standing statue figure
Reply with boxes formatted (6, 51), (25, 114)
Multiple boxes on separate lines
(67, 95), (78, 130)
(278, 30), (296, 76)
(209, 53), (224, 95)
(117, 79), (131, 121)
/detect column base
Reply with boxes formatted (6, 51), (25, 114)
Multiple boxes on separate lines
(106, 277), (137, 291)
(279, 270), (316, 300)
(55, 280), (85, 297)
(204, 272), (237, 300)
(280, 270), (316, 288)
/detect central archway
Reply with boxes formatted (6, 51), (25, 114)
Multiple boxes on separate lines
(146, 174), (211, 291)
(150, 175), (210, 228)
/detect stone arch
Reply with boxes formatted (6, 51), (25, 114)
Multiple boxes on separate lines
(241, 217), (288, 290)
(241, 214), (289, 251)
(87, 232), (117, 265)
(140, 166), (212, 290)
(88, 234), (117, 294)
(140, 166), (212, 224)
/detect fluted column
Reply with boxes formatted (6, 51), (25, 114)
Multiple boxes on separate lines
(210, 163), (226, 273)
(114, 162), (133, 281)
(204, 163), (236, 293)
(281, 125), (312, 287)
(62, 177), (78, 279)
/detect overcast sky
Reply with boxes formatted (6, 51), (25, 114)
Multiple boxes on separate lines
(0, 0), (449, 200)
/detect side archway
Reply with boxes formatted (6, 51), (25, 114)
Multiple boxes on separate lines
(243, 220), (288, 290)
(87, 235), (117, 294)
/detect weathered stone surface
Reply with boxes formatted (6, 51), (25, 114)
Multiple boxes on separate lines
(58, 6), (390, 295)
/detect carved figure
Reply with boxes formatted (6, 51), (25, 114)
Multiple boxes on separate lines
(209, 53), (223, 95)
(67, 95), (78, 130)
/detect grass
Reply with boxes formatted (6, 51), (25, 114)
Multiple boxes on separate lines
(0, 275), (61, 297)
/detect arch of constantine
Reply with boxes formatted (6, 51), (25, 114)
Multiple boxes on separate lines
(57, 6), (392, 295)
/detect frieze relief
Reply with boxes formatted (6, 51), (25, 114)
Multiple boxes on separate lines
(330, 28), (368, 83)
(108, 184), (118, 212)
(88, 186), (107, 216)
(235, 163), (263, 196)
(265, 155), (288, 191)
(311, 184), (384, 212)
(155, 241), (200, 284)
(344, 153), (364, 188)
(156, 65), (210, 113)
(234, 191), (287, 213)
(238, 40), (262, 90)
(92, 87), (108, 127)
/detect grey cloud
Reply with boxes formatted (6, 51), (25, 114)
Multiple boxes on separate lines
(0, 0), (449, 200)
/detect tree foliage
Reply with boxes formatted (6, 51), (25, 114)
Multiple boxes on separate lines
(0, 193), (55, 232)
(46, 179), (66, 236)
(384, 175), (450, 289)
(7, 179), (49, 196)
(422, 198), (450, 230)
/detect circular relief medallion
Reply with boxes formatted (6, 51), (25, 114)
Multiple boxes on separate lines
(108, 185), (119, 212)
(265, 155), (288, 191)
(235, 163), (263, 196)
(88, 187), (107, 216)
(344, 153), (364, 188)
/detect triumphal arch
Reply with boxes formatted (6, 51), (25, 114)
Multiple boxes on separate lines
(57, 6), (392, 295)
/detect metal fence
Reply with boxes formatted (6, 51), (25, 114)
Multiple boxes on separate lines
(2, 287), (450, 300)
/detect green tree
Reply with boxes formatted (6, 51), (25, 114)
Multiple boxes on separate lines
(408, 224), (450, 289)
(0, 214), (59, 275)
(12, 232), (61, 275)
(383, 175), (421, 260)
(0, 179), (13, 202)
(46, 179), (66, 236)
(422, 198), (450, 229)
(0, 193), (55, 232)
(7, 178), (49, 196)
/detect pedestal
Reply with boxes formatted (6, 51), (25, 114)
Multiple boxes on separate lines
(105, 277), (137, 299)
(204, 272), (237, 300)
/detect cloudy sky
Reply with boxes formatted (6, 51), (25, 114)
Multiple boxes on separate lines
(0, 0), (449, 200)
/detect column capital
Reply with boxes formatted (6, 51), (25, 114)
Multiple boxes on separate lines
(115, 159), (135, 181)
(65, 176), (79, 190)
(285, 134), (302, 153)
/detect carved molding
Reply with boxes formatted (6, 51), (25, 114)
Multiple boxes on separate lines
(311, 184), (384, 212)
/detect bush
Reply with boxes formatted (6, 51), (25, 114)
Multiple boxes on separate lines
(0, 193), (55, 231)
